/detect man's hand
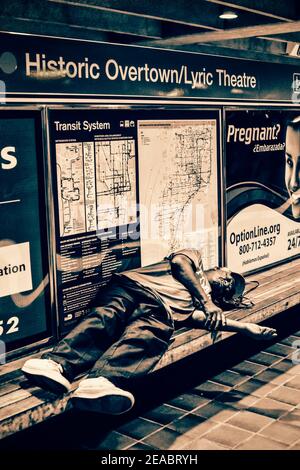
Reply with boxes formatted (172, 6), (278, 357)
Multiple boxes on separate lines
(203, 300), (226, 331)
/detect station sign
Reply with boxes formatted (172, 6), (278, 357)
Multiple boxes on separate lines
(0, 31), (299, 102)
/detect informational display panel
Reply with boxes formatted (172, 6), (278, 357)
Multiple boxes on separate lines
(49, 108), (221, 332)
(48, 109), (141, 332)
(226, 109), (300, 273)
(0, 110), (51, 352)
(138, 116), (220, 268)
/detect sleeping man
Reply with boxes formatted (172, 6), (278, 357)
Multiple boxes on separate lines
(22, 248), (276, 415)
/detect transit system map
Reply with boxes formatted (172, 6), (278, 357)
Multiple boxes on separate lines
(56, 137), (136, 236)
(138, 119), (219, 269)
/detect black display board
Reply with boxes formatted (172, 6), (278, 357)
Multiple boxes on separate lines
(0, 109), (52, 353)
(226, 108), (300, 273)
(48, 108), (221, 333)
(1, 31), (300, 102)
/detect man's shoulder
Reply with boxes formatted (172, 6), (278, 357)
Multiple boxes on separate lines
(166, 248), (202, 262)
(166, 247), (202, 257)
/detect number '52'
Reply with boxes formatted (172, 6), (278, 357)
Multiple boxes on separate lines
(0, 317), (19, 336)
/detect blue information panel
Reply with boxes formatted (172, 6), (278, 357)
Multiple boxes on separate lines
(0, 110), (52, 353)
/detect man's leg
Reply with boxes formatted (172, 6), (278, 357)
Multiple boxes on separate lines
(90, 305), (174, 384)
(72, 302), (174, 414)
(45, 282), (139, 380)
(22, 280), (138, 392)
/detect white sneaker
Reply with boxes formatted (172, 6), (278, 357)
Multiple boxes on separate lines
(21, 358), (71, 394)
(72, 377), (135, 415)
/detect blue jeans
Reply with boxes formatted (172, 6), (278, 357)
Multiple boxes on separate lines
(43, 276), (174, 388)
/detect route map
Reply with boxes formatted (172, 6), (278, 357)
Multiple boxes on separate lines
(56, 142), (86, 237)
(95, 138), (136, 230)
(138, 119), (219, 268)
(55, 137), (137, 236)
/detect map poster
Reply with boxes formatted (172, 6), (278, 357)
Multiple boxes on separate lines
(226, 109), (300, 274)
(138, 112), (220, 271)
(0, 110), (51, 353)
(48, 109), (141, 333)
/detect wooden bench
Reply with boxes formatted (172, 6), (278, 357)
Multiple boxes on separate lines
(1, 258), (300, 440)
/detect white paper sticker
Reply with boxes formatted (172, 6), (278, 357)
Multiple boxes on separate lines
(0, 242), (33, 297)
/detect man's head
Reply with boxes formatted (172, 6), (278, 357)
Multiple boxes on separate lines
(285, 117), (300, 219)
(205, 267), (245, 308)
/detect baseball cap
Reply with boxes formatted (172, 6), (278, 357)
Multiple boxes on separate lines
(216, 268), (253, 310)
(229, 272), (246, 299)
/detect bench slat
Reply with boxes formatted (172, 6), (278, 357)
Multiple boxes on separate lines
(0, 381), (21, 398)
(247, 258), (299, 282)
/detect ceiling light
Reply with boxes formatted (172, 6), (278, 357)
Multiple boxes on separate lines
(219, 10), (238, 20)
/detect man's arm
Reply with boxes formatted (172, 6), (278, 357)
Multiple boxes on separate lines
(170, 254), (226, 331)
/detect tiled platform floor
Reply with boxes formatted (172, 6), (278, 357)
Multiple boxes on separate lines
(107, 330), (300, 450)
(1, 312), (300, 451)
